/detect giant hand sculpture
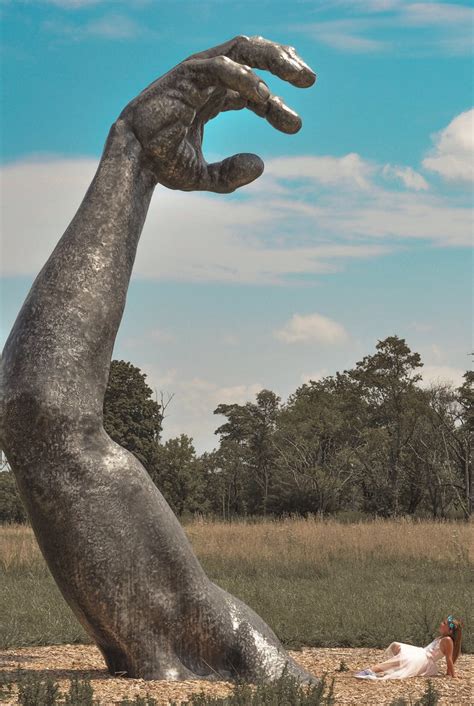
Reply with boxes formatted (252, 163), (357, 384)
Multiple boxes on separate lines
(1, 37), (316, 682)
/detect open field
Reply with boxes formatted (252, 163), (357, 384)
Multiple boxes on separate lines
(1, 518), (472, 653)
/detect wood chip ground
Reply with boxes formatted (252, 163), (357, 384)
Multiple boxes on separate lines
(0, 644), (472, 705)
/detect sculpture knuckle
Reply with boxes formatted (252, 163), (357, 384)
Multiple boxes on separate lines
(214, 55), (233, 69)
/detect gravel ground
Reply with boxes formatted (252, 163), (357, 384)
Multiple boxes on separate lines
(0, 644), (472, 705)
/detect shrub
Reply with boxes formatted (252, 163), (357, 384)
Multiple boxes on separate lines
(0, 670), (442, 706)
(389, 680), (439, 706)
(169, 670), (335, 705)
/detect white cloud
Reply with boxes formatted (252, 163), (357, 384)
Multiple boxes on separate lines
(121, 328), (175, 350)
(422, 109), (474, 183)
(39, 0), (107, 7)
(31, 0), (149, 7)
(293, 3), (474, 56)
(429, 344), (443, 363)
(42, 13), (146, 40)
(265, 153), (375, 189)
(382, 164), (429, 191)
(315, 30), (386, 53)
(1, 140), (471, 284)
(293, 19), (389, 54)
(409, 321), (434, 333)
(215, 383), (263, 405)
(275, 313), (348, 345)
(403, 3), (474, 27)
(300, 369), (330, 384)
(85, 14), (142, 39)
(420, 365), (466, 388)
(221, 333), (240, 346)
(0, 156), (385, 284)
(143, 366), (262, 452)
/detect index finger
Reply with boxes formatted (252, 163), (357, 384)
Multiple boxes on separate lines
(184, 35), (316, 89)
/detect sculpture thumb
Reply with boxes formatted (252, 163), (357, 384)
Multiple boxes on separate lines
(204, 153), (264, 193)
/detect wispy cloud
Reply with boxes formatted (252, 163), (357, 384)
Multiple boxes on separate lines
(1, 119), (471, 284)
(293, 19), (389, 54)
(264, 153), (376, 189)
(382, 164), (429, 191)
(0, 157), (385, 284)
(275, 313), (348, 345)
(300, 368), (330, 384)
(38, 0), (109, 7)
(420, 364), (465, 388)
(30, 0), (150, 8)
(402, 2), (473, 26)
(143, 365), (263, 452)
(122, 327), (176, 351)
(293, 2), (474, 55)
(422, 108), (474, 183)
(43, 12), (147, 40)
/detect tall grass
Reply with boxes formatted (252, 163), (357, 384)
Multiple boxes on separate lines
(183, 516), (474, 565)
(1, 519), (472, 651)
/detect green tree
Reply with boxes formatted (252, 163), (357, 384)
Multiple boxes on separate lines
(103, 360), (162, 470)
(150, 434), (205, 517)
(214, 390), (281, 515)
(419, 374), (473, 519)
(199, 442), (249, 519)
(348, 336), (424, 516)
(457, 370), (473, 517)
(272, 373), (365, 516)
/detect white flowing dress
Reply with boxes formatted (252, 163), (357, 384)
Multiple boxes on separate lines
(377, 637), (444, 680)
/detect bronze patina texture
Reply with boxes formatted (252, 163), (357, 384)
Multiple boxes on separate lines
(1, 36), (317, 682)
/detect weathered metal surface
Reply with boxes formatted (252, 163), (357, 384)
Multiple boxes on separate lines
(1, 36), (317, 682)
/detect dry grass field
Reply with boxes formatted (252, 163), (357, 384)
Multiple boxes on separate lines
(2, 516), (472, 570)
(184, 515), (473, 564)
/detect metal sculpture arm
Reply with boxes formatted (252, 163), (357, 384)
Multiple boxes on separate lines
(1, 36), (316, 682)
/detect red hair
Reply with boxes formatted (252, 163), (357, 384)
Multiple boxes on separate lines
(449, 618), (463, 663)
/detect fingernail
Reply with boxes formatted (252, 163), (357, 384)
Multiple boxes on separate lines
(257, 82), (270, 100)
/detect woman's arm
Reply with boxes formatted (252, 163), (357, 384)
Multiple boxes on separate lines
(440, 637), (457, 678)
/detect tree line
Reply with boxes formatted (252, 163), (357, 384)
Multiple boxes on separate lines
(1, 336), (472, 523)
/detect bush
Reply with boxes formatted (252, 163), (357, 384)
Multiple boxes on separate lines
(170, 670), (335, 705)
(0, 670), (441, 706)
(1, 670), (337, 706)
(17, 672), (60, 706)
(389, 680), (439, 706)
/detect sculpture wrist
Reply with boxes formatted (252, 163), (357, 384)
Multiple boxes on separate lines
(104, 118), (159, 189)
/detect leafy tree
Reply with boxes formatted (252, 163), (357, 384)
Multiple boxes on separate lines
(199, 442), (249, 519)
(347, 336), (425, 516)
(457, 370), (473, 516)
(103, 360), (162, 470)
(419, 374), (473, 519)
(214, 390), (281, 515)
(150, 434), (205, 517)
(272, 373), (366, 516)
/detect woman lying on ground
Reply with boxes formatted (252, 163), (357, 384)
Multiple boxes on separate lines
(355, 616), (463, 680)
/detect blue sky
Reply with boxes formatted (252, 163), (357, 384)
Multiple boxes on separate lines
(1, 0), (473, 451)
